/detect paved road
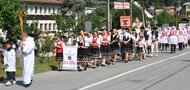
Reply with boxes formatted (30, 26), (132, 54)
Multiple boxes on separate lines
(1, 48), (190, 90)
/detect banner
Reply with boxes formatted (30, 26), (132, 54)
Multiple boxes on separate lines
(114, 2), (130, 9)
(62, 46), (78, 70)
(120, 16), (131, 27)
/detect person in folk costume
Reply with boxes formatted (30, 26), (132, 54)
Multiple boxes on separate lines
(100, 29), (111, 66)
(187, 26), (190, 46)
(177, 28), (185, 51)
(140, 26), (147, 53)
(85, 32), (93, 58)
(169, 26), (178, 54)
(55, 37), (64, 70)
(145, 28), (152, 55)
(18, 32), (35, 87)
(151, 27), (159, 57)
(120, 28), (132, 63)
(161, 28), (169, 51)
(183, 27), (188, 48)
(136, 35), (145, 60)
(4, 41), (16, 86)
(110, 28), (120, 65)
(90, 31), (101, 68)
(157, 28), (162, 50)
(131, 29), (138, 58)
(76, 35), (88, 71)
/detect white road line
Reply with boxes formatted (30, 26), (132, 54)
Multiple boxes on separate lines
(78, 51), (190, 90)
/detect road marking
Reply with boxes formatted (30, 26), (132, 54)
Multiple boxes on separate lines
(78, 51), (190, 90)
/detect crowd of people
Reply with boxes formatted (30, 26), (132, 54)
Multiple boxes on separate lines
(2, 25), (190, 87)
(55, 26), (190, 71)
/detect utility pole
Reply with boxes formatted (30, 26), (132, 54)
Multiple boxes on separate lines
(130, 0), (133, 29)
(107, 0), (111, 31)
(142, 0), (146, 27)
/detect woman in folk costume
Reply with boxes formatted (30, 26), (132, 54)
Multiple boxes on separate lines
(187, 26), (190, 46)
(119, 28), (132, 63)
(161, 28), (169, 51)
(90, 31), (101, 68)
(177, 28), (185, 51)
(55, 37), (64, 70)
(169, 26), (178, 54)
(110, 28), (120, 65)
(157, 28), (162, 50)
(137, 35), (145, 60)
(100, 29), (112, 66)
(145, 28), (152, 54)
(76, 35), (88, 71)
(183, 27), (188, 48)
(19, 33), (35, 87)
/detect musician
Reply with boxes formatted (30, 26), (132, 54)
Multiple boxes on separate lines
(110, 28), (120, 65)
(151, 27), (159, 57)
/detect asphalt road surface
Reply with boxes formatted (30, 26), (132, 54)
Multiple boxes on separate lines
(1, 48), (190, 90)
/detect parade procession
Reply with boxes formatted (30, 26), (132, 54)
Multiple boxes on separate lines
(1, 0), (190, 90)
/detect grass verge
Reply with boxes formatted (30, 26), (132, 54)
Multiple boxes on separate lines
(0, 57), (58, 82)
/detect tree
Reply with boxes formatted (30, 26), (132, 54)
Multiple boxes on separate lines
(85, 7), (107, 30)
(0, 0), (28, 41)
(155, 10), (175, 27)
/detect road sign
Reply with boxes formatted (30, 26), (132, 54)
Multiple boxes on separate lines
(114, 2), (130, 9)
(85, 21), (92, 32)
(120, 16), (131, 27)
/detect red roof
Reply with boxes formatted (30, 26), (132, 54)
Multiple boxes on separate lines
(22, 0), (63, 4)
(163, 6), (176, 10)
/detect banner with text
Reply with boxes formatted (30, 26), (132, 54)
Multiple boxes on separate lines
(62, 46), (78, 71)
(120, 16), (131, 27)
(114, 2), (130, 9)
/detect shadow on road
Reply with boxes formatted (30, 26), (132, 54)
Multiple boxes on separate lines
(50, 65), (58, 71)
(16, 80), (25, 87)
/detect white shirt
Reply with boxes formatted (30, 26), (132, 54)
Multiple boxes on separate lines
(4, 49), (16, 72)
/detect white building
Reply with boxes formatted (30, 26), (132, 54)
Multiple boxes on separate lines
(22, 0), (63, 35)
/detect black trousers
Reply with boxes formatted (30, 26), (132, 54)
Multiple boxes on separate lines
(170, 44), (176, 54)
(162, 44), (168, 50)
(178, 43), (183, 51)
(6, 72), (15, 81)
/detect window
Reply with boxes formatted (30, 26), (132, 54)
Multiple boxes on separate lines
(39, 7), (42, 14)
(44, 23), (47, 31)
(25, 6), (28, 11)
(48, 7), (51, 14)
(53, 7), (55, 14)
(40, 24), (43, 30)
(53, 23), (56, 30)
(35, 7), (37, 14)
(49, 23), (52, 31)
(44, 7), (47, 14)
(30, 7), (33, 14)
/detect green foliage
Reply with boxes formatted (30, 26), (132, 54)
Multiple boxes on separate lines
(0, 0), (35, 42)
(112, 5), (142, 28)
(41, 36), (52, 54)
(85, 7), (107, 30)
(155, 10), (175, 27)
